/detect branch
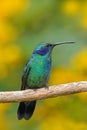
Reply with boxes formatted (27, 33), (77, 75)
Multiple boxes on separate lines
(0, 81), (87, 103)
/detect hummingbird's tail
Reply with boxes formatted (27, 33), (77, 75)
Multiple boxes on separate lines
(17, 101), (36, 120)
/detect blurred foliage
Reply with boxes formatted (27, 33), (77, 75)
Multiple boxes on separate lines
(0, 0), (87, 130)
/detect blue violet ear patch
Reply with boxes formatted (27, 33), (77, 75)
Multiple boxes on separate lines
(35, 47), (49, 55)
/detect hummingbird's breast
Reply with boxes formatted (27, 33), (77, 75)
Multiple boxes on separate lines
(27, 56), (51, 88)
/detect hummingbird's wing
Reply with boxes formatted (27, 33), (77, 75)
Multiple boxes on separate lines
(21, 61), (31, 90)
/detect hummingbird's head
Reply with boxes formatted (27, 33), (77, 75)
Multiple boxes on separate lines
(33, 42), (54, 56)
(33, 41), (75, 56)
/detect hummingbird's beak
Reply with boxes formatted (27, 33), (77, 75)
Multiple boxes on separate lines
(51, 41), (75, 47)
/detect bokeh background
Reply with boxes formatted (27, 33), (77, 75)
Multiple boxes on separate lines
(0, 0), (87, 130)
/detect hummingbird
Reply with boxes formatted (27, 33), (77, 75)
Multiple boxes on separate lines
(17, 41), (74, 120)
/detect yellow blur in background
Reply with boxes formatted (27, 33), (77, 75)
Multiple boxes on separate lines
(0, 0), (87, 130)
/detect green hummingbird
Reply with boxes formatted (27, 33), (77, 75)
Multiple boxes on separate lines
(17, 41), (74, 120)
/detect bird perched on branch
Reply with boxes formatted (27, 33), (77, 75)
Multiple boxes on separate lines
(17, 41), (74, 120)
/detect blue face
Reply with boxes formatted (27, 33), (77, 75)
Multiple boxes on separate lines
(33, 43), (53, 56)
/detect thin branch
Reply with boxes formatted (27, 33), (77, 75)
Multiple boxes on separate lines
(0, 81), (87, 103)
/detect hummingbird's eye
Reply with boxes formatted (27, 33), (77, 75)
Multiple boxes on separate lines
(46, 44), (52, 47)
